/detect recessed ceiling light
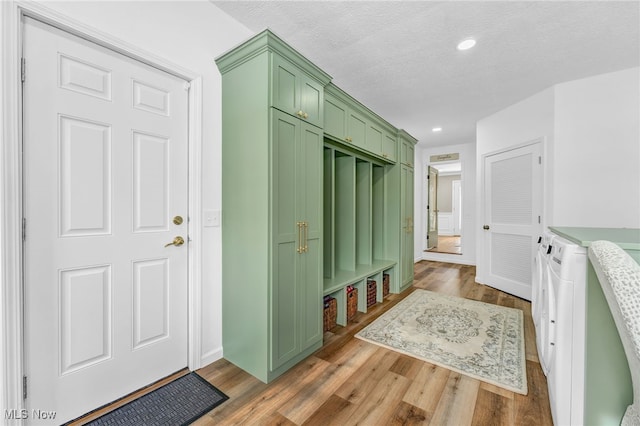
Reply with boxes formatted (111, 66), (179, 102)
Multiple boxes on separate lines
(457, 38), (476, 51)
(432, 127), (442, 132)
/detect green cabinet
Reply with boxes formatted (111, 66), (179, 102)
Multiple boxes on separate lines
(324, 84), (397, 162)
(383, 131), (397, 162)
(272, 55), (324, 128)
(399, 130), (417, 289)
(366, 122), (383, 158)
(400, 164), (414, 288)
(217, 29), (417, 383)
(216, 30), (330, 383)
(271, 109), (323, 370)
(400, 137), (415, 167)
(324, 89), (367, 150)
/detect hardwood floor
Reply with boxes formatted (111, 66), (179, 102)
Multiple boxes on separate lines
(194, 261), (553, 425)
(426, 235), (462, 255)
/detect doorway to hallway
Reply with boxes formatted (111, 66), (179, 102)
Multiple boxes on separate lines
(426, 235), (462, 255)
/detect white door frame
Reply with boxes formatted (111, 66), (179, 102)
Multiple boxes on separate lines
(478, 138), (544, 299)
(452, 179), (462, 235)
(1, 2), (204, 421)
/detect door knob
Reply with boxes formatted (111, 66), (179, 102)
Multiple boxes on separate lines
(483, 225), (490, 230)
(164, 236), (185, 247)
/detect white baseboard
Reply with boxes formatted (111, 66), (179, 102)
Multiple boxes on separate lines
(199, 347), (223, 369)
(421, 252), (475, 266)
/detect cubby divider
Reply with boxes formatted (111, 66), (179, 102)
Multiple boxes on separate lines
(323, 147), (334, 278)
(356, 160), (372, 266)
(334, 153), (356, 272)
(372, 165), (385, 261)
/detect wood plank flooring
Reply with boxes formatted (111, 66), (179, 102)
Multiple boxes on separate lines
(425, 236), (462, 255)
(194, 261), (553, 425)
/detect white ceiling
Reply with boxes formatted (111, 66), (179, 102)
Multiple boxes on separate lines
(212, 1), (639, 148)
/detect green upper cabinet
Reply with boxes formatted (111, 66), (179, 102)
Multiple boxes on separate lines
(324, 93), (347, 140)
(347, 108), (367, 149)
(324, 88), (367, 150)
(366, 122), (384, 157)
(383, 131), (397, 162)
(272, 55), (324, 128)
(324, 84), (397, 163)
(400, 135), (415, 168)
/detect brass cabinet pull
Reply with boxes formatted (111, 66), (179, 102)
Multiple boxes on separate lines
(405, 217), (414, 233)
(297, 222), (303, 253)
(303, 112), (309, 119)
(345, 137), (352, 143)
(295, 221), (309, 253)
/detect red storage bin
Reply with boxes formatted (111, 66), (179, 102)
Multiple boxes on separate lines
(383, 273), (390, 297)
(367, 279), (377, 307)
(347, 286), (358, 321)
(323, 296), (337, 331)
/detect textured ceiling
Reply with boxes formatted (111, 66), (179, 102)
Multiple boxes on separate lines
(212, 1), (639, 147)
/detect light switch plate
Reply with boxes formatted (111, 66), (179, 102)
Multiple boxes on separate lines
(204, 209), (221, 227)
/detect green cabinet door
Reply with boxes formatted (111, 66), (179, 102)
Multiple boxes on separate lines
(400, 138), (415, 167)
(366, 122), (384, 157)
(300, 73), (324, 128)
(297, 121), (323, 351)
(323, 89), (367, 150)
(272, 110), (300, 369)
(272, 55), (324, 128)
(271, 109), (323, 370)
(324, 94), (348, 140)
(347, 109), (367, 150)
(400, 164), (415, 288)
(382, 132), (397, 162)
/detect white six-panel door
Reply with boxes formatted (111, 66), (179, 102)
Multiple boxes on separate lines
(23, 17), (189, 424)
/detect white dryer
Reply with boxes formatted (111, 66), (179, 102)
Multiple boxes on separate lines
(545, 234), (587, 426)
(533, 231), (554, 374)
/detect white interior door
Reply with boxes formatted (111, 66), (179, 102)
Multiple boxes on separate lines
(482, 142), (542, 300)
(23, 17), (189, 424)
(426, 166), (438, 249)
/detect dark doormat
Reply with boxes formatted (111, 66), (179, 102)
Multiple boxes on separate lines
(83, 372), (228, 426)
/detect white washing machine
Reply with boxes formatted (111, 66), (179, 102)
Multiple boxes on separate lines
(544, 233), (587, 426)
(532, 230), (554, 374)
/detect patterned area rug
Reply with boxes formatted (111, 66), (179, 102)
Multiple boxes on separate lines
(84, 372), (228, 426)
(356, 289), (527, 394)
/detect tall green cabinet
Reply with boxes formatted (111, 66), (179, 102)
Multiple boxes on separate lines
(216, 30), (417, 383)
(399, 131), (417, 289)
(216, 31), (331, 383)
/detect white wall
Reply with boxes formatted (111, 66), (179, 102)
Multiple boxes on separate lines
(553, 68), (640, 227)
(23, 0), (252, 366)
(475, 67), (640, 283)
(416, 141), (477, 266)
